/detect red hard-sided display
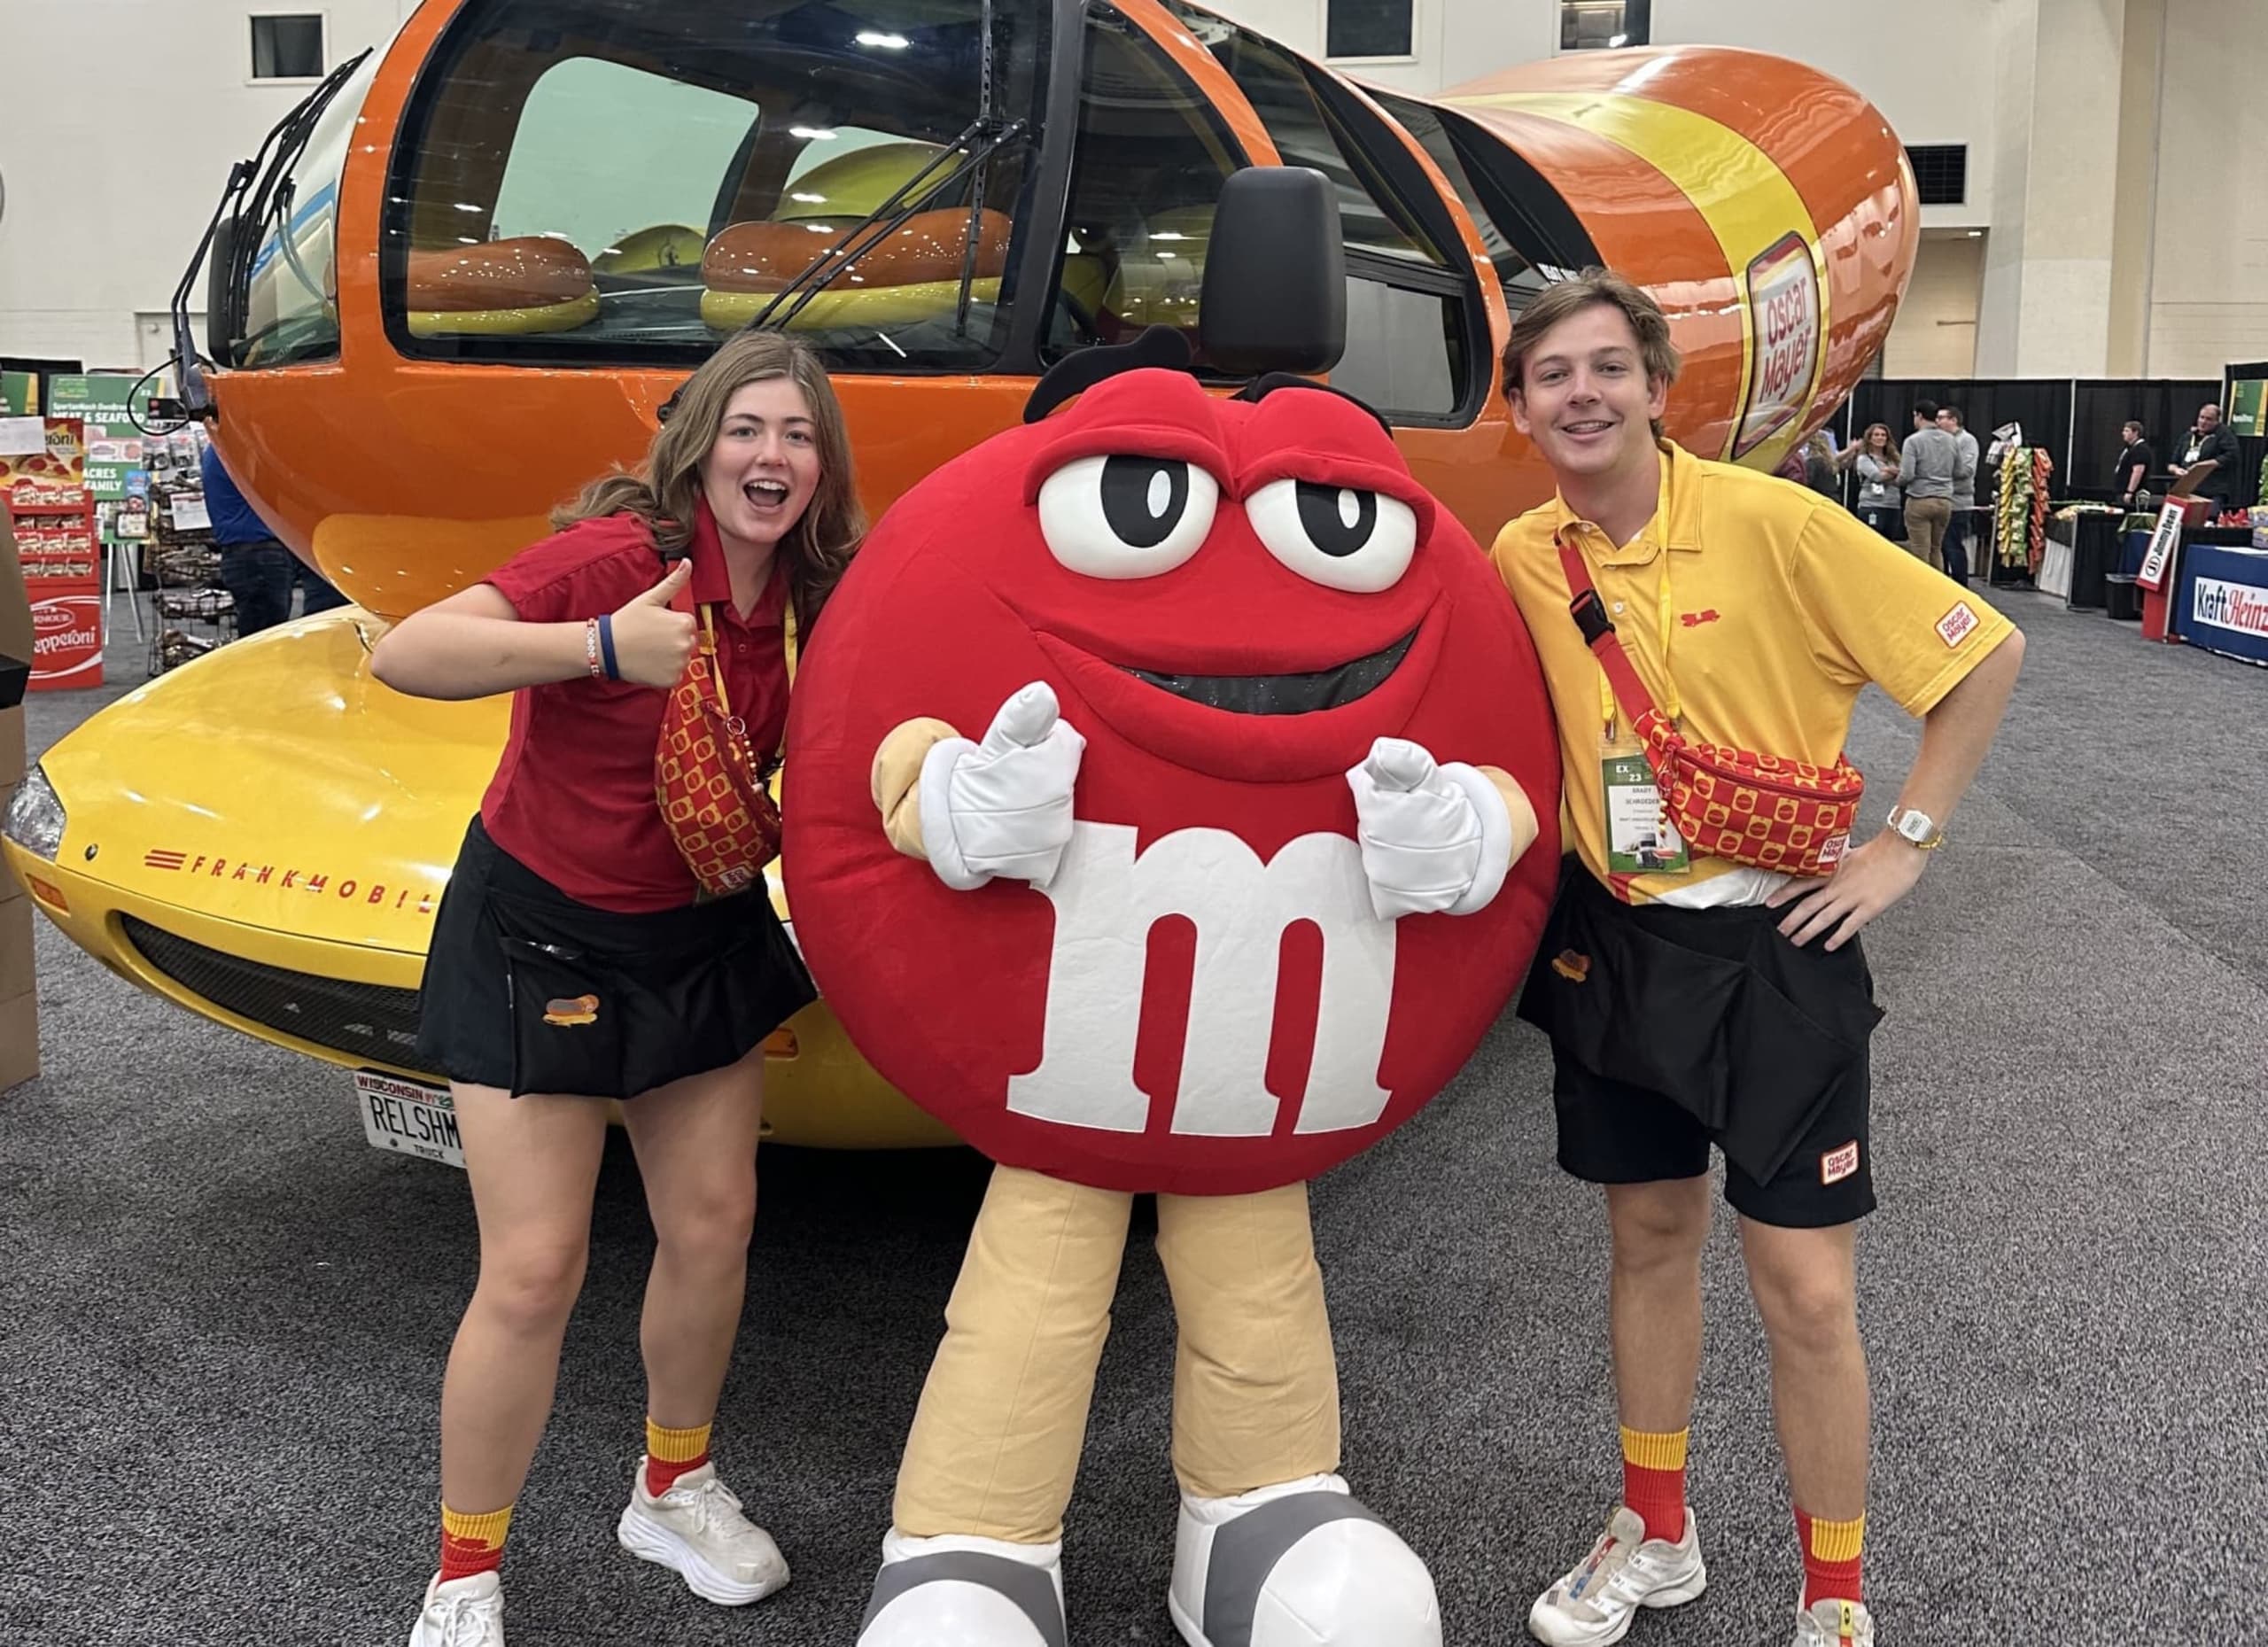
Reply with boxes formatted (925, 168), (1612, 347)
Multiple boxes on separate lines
(4, 420), (103, 691)
(784, 371), (1562, 1194)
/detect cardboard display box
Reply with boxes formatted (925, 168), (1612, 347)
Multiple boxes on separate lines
(2, 500), (39, 1092)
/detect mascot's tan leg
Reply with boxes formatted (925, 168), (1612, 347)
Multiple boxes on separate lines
(1156, 1185), (1441, 1647)
(1155, 1184), (1340, 1496)
(862, 1166), (1129, 1647)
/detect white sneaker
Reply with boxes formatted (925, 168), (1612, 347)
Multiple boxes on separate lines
(616, 1458), (791, 1605)
(1526, 1505), (1706, 1647)
(1793, 1597), (1875, 1646)
(408, 1571), (505, 1647)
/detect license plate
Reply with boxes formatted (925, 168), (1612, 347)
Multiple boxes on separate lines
(353, 1070), (466, 1169)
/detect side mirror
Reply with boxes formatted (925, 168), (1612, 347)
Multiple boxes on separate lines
(1199, 167), (1345, 377)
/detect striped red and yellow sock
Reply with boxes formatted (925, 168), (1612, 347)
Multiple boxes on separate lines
(1620, 1426), (1689, 1544)
(439, 1503), (513, 1584)
(1796, 1508), (1865, 1607)
(644, 1418), (713, 1497)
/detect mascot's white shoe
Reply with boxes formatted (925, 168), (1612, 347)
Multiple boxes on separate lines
(858, 1528), (1068, 1647)
(1169, 1473), (1442, 1647)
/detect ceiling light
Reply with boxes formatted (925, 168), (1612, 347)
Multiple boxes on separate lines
(791, 191), (827, 204)
(855, 30), (910, 49)
(789, 126), (837, 141)
(1968, 229), (1983, 237)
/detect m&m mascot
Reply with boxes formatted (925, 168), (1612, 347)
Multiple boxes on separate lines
(787, 278), (1561, 1642)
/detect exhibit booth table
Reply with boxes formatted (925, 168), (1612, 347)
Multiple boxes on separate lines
(2171, 538), (2268, 665)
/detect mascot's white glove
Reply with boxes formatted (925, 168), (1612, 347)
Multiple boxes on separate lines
(919, 681), (1086, 891)
(1346, 737), (1515, 921)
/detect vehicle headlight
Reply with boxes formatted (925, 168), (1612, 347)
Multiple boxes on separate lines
(3, 765), (66, 861)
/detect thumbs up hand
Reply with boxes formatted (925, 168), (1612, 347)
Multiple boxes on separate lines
(606, 559), (698, 687)
(1344, 736), (1517, 920)
(919, 681), (1087, 890)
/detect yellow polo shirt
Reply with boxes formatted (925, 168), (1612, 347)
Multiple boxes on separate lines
(1492, 441), (2016, 905)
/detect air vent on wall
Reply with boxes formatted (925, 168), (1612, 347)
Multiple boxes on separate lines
(1906, 145), (1969, 207)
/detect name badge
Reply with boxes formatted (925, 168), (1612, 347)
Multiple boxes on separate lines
(1601, 735), (1689, 876)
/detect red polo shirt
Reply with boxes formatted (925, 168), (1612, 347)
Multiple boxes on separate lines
(478, 503), (790, 912)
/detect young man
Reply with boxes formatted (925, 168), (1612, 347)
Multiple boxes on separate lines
(1895, 403), (1958, 573)
(2112, 419), (2155, 507)
(1932, 407), (1979, 586)
(1488, 271), (2024, 1647)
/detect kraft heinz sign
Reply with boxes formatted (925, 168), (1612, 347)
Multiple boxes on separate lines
(2193, 576), (2268, 639)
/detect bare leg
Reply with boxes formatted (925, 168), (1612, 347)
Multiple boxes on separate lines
(1605, 1178), (1713, 1436)
(439, 1084), (610, 1513)
(892, 1166), (1132, 1543)
(1739, 1218), (1868, 1520)
(621, 1045), (766, 1431)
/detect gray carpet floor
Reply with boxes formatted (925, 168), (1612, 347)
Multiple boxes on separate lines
(2, 584), (2263, 1645)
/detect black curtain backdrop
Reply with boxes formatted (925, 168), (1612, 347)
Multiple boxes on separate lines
(2071, 379), (2219, 497)
(1842, 378), (2247, 506)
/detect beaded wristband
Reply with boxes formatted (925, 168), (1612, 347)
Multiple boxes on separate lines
(584, 617), (605, 680)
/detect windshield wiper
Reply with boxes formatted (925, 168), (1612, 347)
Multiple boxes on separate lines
(749, 113), (1030, 335)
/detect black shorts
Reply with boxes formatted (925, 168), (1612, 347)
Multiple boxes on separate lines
(1518, 863), (1884, 1229)
(414, 816), (815, 1100)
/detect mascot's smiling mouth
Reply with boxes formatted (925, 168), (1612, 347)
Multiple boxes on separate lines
(1122, 629), (1417, 715)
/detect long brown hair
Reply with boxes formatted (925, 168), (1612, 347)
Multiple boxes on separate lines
(555, 331), (864, 628)
(1839, 422), (1894, 473)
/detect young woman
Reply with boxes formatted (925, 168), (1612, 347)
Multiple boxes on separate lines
(371, 330), (862, 1647)
(1847, 422), (1903, 537)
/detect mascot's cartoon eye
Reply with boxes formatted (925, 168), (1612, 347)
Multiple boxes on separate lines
(1245, 478), (1417, 594)
(1037, 454), (1220, 579)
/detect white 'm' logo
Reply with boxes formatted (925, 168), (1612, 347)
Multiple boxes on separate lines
(1006, 821), (1396, 1138)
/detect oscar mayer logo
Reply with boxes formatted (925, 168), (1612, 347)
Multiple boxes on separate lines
(1733, 232), (1822, 460)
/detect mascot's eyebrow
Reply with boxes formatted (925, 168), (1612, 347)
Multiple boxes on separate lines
(1230, 371), (1393, 439)
(1023, 325), (1196, 423)
(1022, 327), (1393, 440)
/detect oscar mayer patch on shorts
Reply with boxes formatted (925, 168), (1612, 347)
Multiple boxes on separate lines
(1820, 1139), (1860, 1185)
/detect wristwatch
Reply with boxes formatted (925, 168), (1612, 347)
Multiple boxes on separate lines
(1886, 805), (1946, 851)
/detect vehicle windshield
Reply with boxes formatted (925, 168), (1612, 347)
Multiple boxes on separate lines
(230, 50), (379, 367)
(384, 0), (1048, 370)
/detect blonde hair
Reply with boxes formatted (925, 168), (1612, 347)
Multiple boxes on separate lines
(1503, 268), (1682, 439)
(555, 331), (864, 627)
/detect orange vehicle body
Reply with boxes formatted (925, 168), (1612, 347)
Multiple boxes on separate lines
(5, 0), (1917, 1154)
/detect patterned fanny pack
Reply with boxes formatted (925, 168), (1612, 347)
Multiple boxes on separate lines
(1557, 531), (1862, 879)
(654, 576), (796, 898)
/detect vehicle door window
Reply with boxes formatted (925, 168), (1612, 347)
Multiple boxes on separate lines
(1043, 4), (1249, 362)
(385, 0), (1047, 369)
(1155, 1), (1481, 423)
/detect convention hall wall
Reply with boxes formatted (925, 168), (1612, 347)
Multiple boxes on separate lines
(0, 0), (2257, 389)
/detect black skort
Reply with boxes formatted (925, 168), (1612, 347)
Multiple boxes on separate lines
(1518, 860), (1884, 1229)
(414, 816), (815, 1100)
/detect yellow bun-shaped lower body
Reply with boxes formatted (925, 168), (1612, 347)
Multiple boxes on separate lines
(407, 290), (602, 337)
(700, 277), (1002, 332)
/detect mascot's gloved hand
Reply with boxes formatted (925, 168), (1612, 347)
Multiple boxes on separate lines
(918, 682), (1087, 891)
(1346, 737), (1531, 921)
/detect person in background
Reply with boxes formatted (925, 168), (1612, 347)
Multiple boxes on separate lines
(369, 330), (860, 1647)
(2112, 420), (2155, 509)
(198, 439), (298, 635)
(1844, 423), (1902, 538)
(1933, 407), (1979, 587)
(2176, 402), (2241, 514)
(1897, 401), (1957, 574)
(1802, 432), (1840, 497)
(1489, 270), (2025, 1647)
